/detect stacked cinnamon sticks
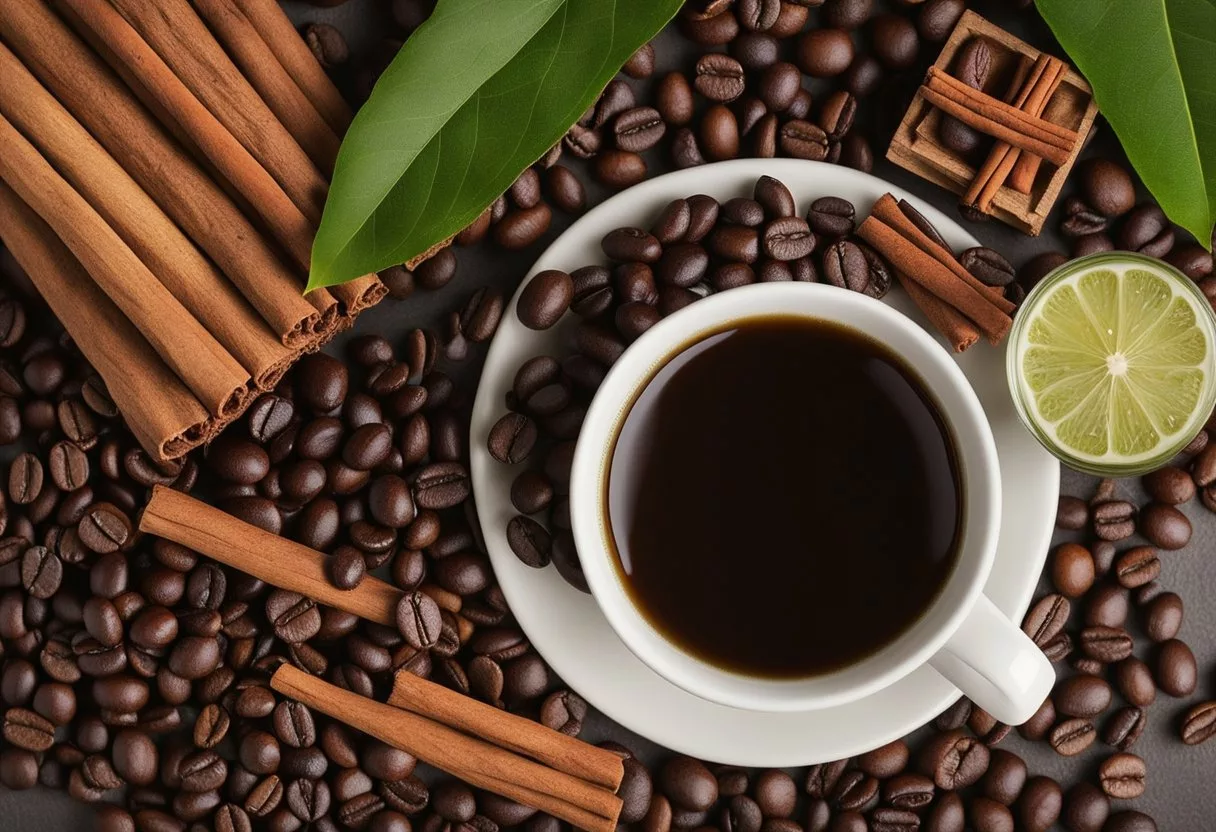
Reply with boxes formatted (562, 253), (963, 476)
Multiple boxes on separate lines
(919, 50), (1076, 219)
(0, 0), (386, 462)
(858, 194), (1015, 353)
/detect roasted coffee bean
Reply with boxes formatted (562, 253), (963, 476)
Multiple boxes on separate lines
(3, 708), (54, 752)
(970, 796), (1013, 832)
(1022, 593), (1070, 646)
(1141, 466), (1195, 504)
(1062, 781), (1110, 832)
(779, 120), (829, 160)
(1092, 500), (1136, 541)
(1056, 674), (1112, 718)
(724, 197), (766, 227)
(1098, 753), (1146, 799)
(823, 0), (873, 29)
(396, 590), (442, 649)
(1077, 159), (1135, 217)
(1180, 700), (1216, 745)
(1079, 626), (1133, 663)
(610, 107), (665, 154)
(265, 590), (321, 644)
(918, 0), (965, 41)
(1072, 233), (1115, 258)
(412, 462), (470, 509)
(1102, 706), (1147, 751)
(595, 150), (648, 189)
(694, 54), (746, 103)
(48, 441), (89, 492)
(980, 750), (1025, 806)
(817, 90), (857, 141)
(487, 413), (538, 465)
(807, 197), (856, 237)
(960, 247), (1015, 287)
(797, 28), (854, 78)
(1050, 718), (1096, 756)
(1138, 502), (1191, 549)
(1155, 638), (1197, 696)
(762, 217), (814, 261)
(1118, 204), (1174, 257)
(1061, 197), (1110, 237)
(508, 515), (554, 566)
(1055, 496), (1084, 530)
(1018, 699), (1056, 743)
(1114, 546), (1160, 588)
(823, 239), (885, 297)
(603, 228), (662, 264)
(1051, 543), (1095, 597)
(20, 545), (62, 599)
(8, 453), (42, 505)
(701, 105), (740, 161)
(495, 203), (553, 249)
(660, 756), (717, 811)
(1112, 658), (1155, 708)
(871, 13), (919, 69)
(655, 72), (695, 127)
(968, 708), (1011, 746)
(857, 739), (908, 779)
(934, 698), (972, 731)
(79, 503), (132, 554)
(1086, 584), (1128, 628)
(828, 770), (877, 811)
(1015, 776), (1062, 832)
(656, 244), (709, 288)
(1105, 811), (1158, 832)
(919, 731), (989, 790)
(1142, 590), (1183, 642)
(804, 759), (849, 799)
(883, 772), (935, 808)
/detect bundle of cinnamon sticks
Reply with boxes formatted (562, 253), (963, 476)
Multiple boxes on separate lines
(858, 194), (1014, 353)
(919, 49), (1077, 218)
(0, 0), (387, 462)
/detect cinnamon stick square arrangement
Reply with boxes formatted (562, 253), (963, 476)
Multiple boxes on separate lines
(888, 10), (1098, 235)
(0, 0), (389, 463)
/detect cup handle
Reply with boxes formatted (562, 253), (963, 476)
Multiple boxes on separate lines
(928, 594), (1055, 725)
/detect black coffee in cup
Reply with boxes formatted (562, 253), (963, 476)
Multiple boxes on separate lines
(605, 316), (963, 677)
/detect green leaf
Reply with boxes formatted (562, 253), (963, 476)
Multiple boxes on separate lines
(309, 0), (682, 289)
(1034, 0), (1216, 250)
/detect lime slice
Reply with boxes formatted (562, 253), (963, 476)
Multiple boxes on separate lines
(1009, 253), (1216, 475)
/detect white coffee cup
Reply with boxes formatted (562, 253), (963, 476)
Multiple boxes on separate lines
(569, 282), (1054, 724)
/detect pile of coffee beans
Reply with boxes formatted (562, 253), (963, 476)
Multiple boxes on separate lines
(2, 1), (1214, 831)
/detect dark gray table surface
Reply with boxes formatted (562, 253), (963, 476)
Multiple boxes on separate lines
(4, 1), (1213, 829)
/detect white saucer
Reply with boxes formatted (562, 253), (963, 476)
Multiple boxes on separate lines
(469, 159), (1059, 766)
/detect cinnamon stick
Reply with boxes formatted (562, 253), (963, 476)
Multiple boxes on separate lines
(0, 41), (294, 389)
(50, 0), (314, 273)
(272, 665), (621, 832)
(0, 0), (322, 344)
(871, 195), (1015, 315)
(106, 0), (328, 225)
(389, 671), (625, 791)
(0, 181), (209, 459)
(141, 486), (413, 626)
(191, 0), (341, 174)
(899, 276), (981, 353)
(234, 0), (353, 135)
(857, 214), (1011, 344)
(0, 112), (249, 416)
(927, 67), (1077, 145)
(1008, 60), (1068, 194)
(920, 68), (1074, 166)
(964, 56), (1066, 213)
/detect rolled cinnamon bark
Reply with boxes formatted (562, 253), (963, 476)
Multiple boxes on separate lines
(0, 0), (321, 344)
(107, 0), (329, 225)
(234, 0), (353, 135)
(191, 0), (341, 175)
(0, 181), (209, 460)
(50, 0), (317, 275)
(0, 112), (249, 417)
(0, 41), (294, 388)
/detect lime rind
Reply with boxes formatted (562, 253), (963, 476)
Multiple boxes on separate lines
(1011, 255), (1216, 473)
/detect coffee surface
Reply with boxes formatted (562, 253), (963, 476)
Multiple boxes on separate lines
(606, 316), (963, 677)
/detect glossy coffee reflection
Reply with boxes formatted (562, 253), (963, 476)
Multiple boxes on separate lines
(606, 316), (963, 677)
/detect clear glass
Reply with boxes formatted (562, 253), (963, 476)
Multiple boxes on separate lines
(1006, 252), (1216, 477)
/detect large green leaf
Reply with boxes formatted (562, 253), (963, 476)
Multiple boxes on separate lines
(1035, 0), (1215, 249)
(309, 0), (682, 289)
